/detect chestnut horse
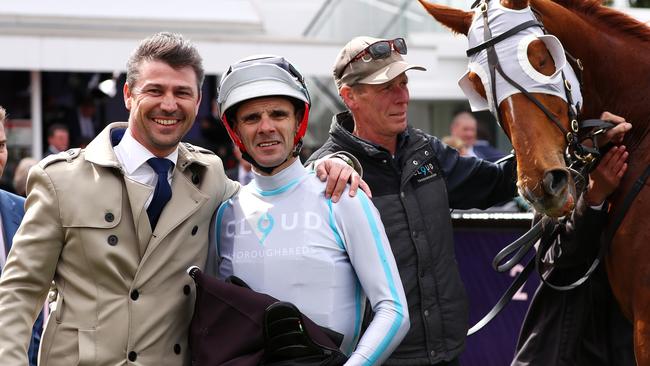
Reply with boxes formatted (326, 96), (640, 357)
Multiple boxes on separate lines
(418, 0), (650, 363)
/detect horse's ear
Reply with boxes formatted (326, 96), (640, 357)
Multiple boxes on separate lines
(417, 0), (473, 36)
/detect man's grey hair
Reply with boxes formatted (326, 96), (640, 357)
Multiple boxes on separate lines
(0, 105), (6, 124)
(126, 32), (205, 92)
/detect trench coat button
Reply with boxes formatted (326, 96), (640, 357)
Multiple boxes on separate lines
(128, 351), (137, 361)
(430, 350), (436, 357)
(174, 344), (181, 354)
(191, 226), (198, 236)
(424, 310), (429, 317)
(130, 290), (139, 301)
(412, 160), (419, 165)
(183, 285), (191, 295)
(105, 213), (114, 222)
(107, 235), (118, 246)
(192, 174), (200, 184)
(424, 150), (430, 156)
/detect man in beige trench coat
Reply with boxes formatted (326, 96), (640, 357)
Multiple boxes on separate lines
(0, 32), (361, 366)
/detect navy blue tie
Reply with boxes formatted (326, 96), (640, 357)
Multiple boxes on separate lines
(147, 158), (174, 230)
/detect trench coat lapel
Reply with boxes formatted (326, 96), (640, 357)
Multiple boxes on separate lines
(122, 177), (154, 257)
(140, 149), (210, 265)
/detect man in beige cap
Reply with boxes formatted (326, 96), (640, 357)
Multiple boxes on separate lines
(307, 36), (519, 365)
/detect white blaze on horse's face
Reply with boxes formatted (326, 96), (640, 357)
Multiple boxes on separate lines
(459, 2), (583, 116)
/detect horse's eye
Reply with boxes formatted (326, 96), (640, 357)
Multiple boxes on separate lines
(527, 43), (556, 76)
(518, 35), (565, 83)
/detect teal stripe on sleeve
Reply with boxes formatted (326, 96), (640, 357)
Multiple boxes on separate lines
(358, 192), (404, 366)
(214, 200), (232, 257)
(349, 279), (363, 355)
(327, 199), (345, 250)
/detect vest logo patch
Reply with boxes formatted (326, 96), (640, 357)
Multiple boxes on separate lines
(411, 162), (439, 188)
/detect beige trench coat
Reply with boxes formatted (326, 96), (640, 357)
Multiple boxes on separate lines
(0, 122), (239, 366)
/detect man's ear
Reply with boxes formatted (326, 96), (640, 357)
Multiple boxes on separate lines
(123, 83), (132, 110)
(339, 85), (355, 109)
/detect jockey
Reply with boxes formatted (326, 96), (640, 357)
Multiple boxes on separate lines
(214, 55), (410, 365)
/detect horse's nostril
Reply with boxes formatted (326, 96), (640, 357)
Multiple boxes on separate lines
(542, 169), (569, 196)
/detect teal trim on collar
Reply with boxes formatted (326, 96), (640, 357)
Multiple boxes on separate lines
(254, 171), (314, 196)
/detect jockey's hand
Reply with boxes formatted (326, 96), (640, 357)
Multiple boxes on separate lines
(598, 111), (631, 146)
(585, 145), (628, 206)
(315, 157), (371, 203)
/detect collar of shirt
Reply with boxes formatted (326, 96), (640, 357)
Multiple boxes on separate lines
(48, 145), (62, 154)
(113, 128), (178, 188)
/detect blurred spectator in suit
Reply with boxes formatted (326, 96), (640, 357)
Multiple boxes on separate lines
(45, 124), (70, 156)
(225, 145), (253, 185)
(68, 95), (99, 147)
(0, 106), (41, 366)
(450, 111), (505, 162)
(12, 157), (37, 197)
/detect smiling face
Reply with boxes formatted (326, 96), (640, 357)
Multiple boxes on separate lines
(234, 97), (299, 175)
(124, 60), (201, 157)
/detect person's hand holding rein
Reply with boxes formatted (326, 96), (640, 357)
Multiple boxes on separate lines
(585, 145), (628, 207)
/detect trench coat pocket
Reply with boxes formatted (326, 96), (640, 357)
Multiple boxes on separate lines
(38, 320), (77, 366)
(77, 329), (96, 365)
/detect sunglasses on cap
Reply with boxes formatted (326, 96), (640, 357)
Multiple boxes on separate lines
(340, 38), (408, 77)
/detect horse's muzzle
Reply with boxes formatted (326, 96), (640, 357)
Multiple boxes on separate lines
(542, 168), (570, 197)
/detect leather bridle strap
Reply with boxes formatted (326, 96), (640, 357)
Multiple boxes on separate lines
(573, 119), (616, 162)
(605, 164), (650, 245)
(467, 20), (541, 57)
(492, 216), (549, 272)
(467, 257), (536, 335)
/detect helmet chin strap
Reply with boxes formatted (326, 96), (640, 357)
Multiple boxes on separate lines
(242, 140), (304, 175)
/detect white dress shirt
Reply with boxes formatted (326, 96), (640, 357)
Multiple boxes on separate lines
(113, 128), (178, 208)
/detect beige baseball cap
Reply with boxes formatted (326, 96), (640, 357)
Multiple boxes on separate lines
(333, 36), (426, 89)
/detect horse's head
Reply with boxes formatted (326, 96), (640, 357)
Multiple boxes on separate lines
(420, 0), (584, 217)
